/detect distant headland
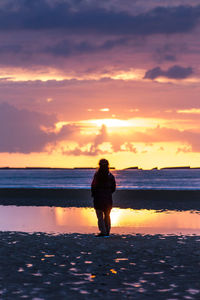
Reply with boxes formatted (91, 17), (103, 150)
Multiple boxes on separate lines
(0, 167), (116, 170)
(123, 166), (200, 170)
(0, 166), (200, 170)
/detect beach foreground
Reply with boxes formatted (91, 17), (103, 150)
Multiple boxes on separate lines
(0, 232), (200, 299)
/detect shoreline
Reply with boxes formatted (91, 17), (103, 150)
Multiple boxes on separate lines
(0, 188), (200, 210)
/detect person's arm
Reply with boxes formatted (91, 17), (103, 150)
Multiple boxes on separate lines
(91, 173), (97, 197)
(111, 175), (116, 193)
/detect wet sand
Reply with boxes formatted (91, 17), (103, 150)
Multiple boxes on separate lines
(0, 232), (200, 299)
(0, 188), (200, 210)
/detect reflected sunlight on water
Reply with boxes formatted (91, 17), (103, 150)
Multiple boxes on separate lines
(1, 206), (200, 234)
(110, 209), (157, 226)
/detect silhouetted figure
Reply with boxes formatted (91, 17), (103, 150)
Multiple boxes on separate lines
(91, 159), (116, 237)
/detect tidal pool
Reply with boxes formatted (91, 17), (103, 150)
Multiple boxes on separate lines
(0, 206), (200, 235)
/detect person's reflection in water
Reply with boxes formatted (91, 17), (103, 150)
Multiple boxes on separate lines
(91, 159), (116, 237)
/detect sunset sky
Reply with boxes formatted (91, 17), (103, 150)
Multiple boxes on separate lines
(0, 0), (200, 169)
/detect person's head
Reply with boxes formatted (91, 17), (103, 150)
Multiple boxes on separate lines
(97, 158), (109, 173)
(96, 159), (109, 182)
(99, 158), (109, 168)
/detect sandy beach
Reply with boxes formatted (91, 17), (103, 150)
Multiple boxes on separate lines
(0, 232), (200, 299)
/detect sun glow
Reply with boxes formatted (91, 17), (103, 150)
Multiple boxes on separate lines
(54, 207), (159, 228)
(99, 108), (110, 112)
(88, 118), (130, 128)
(110, 208), (123, 226)
(54, 207), (196, 231)
(54, 117), (167, 137)
(85, 118), (164, 129)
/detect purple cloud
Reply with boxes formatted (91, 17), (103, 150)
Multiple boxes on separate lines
(0, 103), (75, 153)
(0, 1), (199, 35)
(144, 65), (193, 79)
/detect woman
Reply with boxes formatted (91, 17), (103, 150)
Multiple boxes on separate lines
(91, 159), (116, 236)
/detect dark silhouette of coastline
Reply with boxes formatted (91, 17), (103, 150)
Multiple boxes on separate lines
(0, 167), (116, 170)
(160, 166), (190, 170)
(123, 167), (139, 170)
(0, 166), (200, 170)
(0, 167), (73, 170)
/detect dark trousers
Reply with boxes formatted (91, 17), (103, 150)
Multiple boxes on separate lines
(95, 209), (111, 235)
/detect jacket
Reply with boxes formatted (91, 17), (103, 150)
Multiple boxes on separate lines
(91, 172), (116, 210)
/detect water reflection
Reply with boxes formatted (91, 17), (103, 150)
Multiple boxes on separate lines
(0, 206), (200, 234)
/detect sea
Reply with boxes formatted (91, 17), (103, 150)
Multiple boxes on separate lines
(1, 169), (200, 235)
(0, 168), (200, 190)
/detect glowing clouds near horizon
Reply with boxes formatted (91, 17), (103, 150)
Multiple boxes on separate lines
(177, 108), (200, 114)
(0, 0), (200, 168)
(1, 67), (197, 84)
(0, 67), (146, 83)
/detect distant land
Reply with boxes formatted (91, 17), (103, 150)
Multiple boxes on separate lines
(74, 167), (115, 170)
(123, 167), (138, 170)
(0, 167), (73, 170)
(123, 166), (200, 170)
(0, 167), (115, 170)
(0, 166), (200, 170)
(124, 166), (200, 170)
(123, 167), (142, 170)
(160, 166), (190, 170)
(160, 166), (200, 170)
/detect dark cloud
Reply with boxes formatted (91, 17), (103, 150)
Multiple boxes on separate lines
(46, 38), (129, 57)
(0, 103), (75, 153)
(63, 146), (111, 157)
(0, 2), (198, 69)
(0, 44), (22, 54)
(144, 65), (193, 79)
(162, 55), (176, 62)
(0, 1), (199, 35)
(153, 44), (178, 62)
